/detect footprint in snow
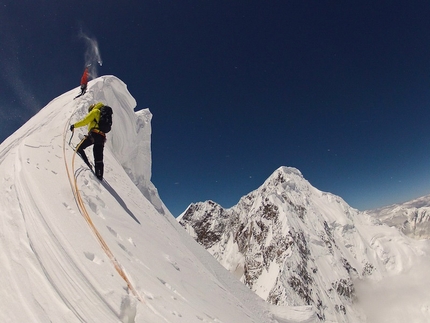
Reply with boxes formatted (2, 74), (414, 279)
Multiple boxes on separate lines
(118, 242), (133, 257)
(107, 226), (119, 238)
(84, 251), (103, 264)
(157, 277), (187, 302)
(62, 202), (76, 215)
(128, 237), (136, 247)
(95, 195), (106, 208)
(119, 294), (137, 323)
(86, 196), (105, 218)
(88, 199), (98, 214)
(164, 254), (180, 271)
(157, 278), (171, 290)
(142, 290), (154, 300)
(171, 311), (182, 318)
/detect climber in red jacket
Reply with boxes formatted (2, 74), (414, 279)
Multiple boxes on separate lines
(74, 67), (90, 99)
(80, 67), (89, 95)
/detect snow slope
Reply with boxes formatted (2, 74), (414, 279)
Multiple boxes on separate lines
(0, 76), (312, 323)
(179, 166), (430, 323)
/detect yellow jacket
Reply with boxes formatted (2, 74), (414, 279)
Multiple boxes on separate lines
(73, 102), (104, 132)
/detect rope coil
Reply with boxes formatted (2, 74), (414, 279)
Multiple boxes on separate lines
(62, 114), (144, 303)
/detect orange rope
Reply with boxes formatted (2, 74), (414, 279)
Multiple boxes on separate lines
(62, 119), (144, 303)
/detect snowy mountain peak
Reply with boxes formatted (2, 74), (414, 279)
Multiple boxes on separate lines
(274, 166), (303, 178)
(179, 166), (430, 322)
(264, 166), (305, 190)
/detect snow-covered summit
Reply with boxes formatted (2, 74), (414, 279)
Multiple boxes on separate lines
(179, 166), (430, 322)
(0, 76), (293, 323)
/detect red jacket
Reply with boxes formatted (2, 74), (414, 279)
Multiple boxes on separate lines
(81, 68), (89, 86)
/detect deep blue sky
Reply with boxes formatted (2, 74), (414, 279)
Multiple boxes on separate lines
(2, 1), (430, 216)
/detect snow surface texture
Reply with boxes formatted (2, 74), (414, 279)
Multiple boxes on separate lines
(0, 76), (309, 322)
(366, 195), (430, 240)
(179, 166), (430, 323)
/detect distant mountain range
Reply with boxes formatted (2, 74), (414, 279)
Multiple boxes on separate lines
(366, 195), (430, 240)
(178, 166), (428, 322)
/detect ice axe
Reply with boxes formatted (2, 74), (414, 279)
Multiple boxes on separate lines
(68, 126), (75, 146)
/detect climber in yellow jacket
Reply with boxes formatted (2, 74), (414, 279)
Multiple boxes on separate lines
(70, 102), (110, 180)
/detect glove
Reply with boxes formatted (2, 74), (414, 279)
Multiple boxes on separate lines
(70, 124), (75, 131)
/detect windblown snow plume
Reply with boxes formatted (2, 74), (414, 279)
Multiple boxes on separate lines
(79, 31), (103, 77)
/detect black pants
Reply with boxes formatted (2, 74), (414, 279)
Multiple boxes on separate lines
(77, 131), (105, 179)
(80, 84), (87, 95)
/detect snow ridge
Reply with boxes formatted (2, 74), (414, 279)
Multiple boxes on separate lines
(0, 76), (284, 323)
